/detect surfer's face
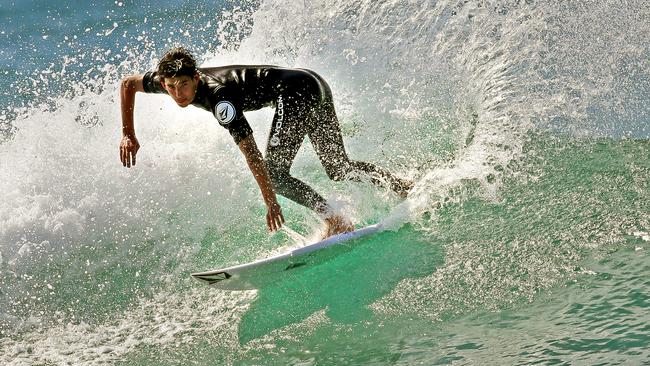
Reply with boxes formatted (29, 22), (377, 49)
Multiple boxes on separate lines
(162, 74), (199, 107)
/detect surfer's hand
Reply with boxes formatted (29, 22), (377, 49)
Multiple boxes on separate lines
(266, 201), (285, 232)
(120, 135), (140, 168)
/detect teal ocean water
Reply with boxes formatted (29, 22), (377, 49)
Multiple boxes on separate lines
(1, 1), (648, 365)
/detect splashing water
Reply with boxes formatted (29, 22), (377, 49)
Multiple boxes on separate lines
(1, 0), (649, 364)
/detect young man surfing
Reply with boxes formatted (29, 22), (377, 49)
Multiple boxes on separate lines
(119, 47), (411, 237)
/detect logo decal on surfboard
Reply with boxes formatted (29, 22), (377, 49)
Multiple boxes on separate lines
(194, 271), (231, 284)
(215, 101), (236, 125)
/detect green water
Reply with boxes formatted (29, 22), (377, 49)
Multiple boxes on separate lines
(2, 0), (649, 363)
(96, 133), (649, 365)
(3, 130), (647, 365)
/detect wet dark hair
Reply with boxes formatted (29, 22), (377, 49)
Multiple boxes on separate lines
(156, 47), (197, 79)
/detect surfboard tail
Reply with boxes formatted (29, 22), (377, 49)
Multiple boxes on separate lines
(191, 271), (232, 285)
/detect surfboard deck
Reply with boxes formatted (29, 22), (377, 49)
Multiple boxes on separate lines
(191, 223), (383, 290)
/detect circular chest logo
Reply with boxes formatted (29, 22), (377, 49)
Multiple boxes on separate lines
(269, 135), (281, 147)
(215, 101), (236, 125)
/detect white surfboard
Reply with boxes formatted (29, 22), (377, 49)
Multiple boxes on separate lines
(191, 223), (383, 290)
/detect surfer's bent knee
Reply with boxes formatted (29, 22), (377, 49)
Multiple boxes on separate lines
(323, 163), (352, 182)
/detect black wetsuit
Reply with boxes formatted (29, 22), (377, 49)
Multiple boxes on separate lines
(143, 66), (408, 214)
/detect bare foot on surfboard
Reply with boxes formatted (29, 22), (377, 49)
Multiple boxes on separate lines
(323, 215), (354, 239)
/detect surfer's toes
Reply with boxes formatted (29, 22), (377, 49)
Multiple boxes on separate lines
(323, 216), (354, 238)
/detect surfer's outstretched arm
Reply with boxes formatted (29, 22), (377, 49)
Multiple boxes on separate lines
(119, 74), (144, 168)
(238, 134), (285, 232)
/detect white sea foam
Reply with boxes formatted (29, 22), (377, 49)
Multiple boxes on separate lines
(1, 0), (648, 363)
(1, 288), (255, 365)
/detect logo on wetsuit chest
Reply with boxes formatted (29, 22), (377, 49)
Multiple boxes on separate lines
(215, 101), (236, 125)
(269, 95), (284, 147)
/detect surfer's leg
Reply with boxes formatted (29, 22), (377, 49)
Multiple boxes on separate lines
(266, 84), (354, 237)
(264, 93), (329, 214)
(308, 99), (413, 196)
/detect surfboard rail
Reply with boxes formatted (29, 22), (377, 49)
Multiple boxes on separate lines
(191, 223), (383, 290)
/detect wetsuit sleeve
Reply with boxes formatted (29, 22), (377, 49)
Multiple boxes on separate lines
(141, 71), (168, 94)
(213, 100), (253, 144)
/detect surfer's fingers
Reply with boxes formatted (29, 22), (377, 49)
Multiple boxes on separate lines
(274, 216), (283, 230)
(120, 145), (125, 165)
(130, 150), (136, 166)
(266, 212), (274, 232)
(273, 214), (283, 232)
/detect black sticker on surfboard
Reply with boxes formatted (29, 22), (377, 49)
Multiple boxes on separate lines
(194, 271), (232, 284)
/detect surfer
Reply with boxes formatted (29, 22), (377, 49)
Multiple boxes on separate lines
(119, 47), (411, 237)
